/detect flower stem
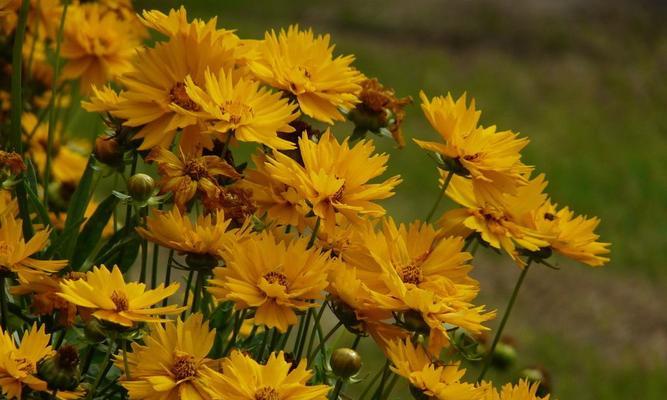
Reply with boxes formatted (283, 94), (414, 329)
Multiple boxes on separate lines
(425, 170), (454, 223)
(295, 308), (314, 360)
(477, 259), (533, 382)
(329, 379), (344, 400)
(222, 309), (246, 356)
(122, 339), (131, 379)
(161, 250), (174, 307)
(307, 217), (321, 249)
(307, 321), (342, 364)
(191, 271), (204, 314)
(305, 301), (328, 358)
(0, 277), (8, 329)
(371, 361), (391, 400)
(86, 340), (114, 400)
(359, 365), (384, 400)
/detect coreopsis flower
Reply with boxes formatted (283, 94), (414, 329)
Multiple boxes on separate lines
(0, 214), (67, 277)
(0, 150), (26, 175)
(58, 264), (184, 327)
(0, 191), (17, 219)
(202, 351), (330, 400)
(136, 208), (248, 263)
(61, 3), (137, 93)
(0, 0), (19, 35)
(81, 84), (123, 113)
(265, 131), (401, 235)
(440, 175), (551, 266)
(114, 314), (217, 399)
(249, 25), (365, 124)
(201, 185), (257, 227)
(415, 92), (532, 198)
(11, 272), (86, 327)
(110, 11), (238, 150)
(207, 231), (331, 332)
(147, 146), (240, 208)
(483, 379), (550, 400)
(0, 325), (52, 399)
(182, 68), (300, 150)
(386, 339), (483, 400)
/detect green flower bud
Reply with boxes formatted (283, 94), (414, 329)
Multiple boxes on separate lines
(492, 342), (517, 370)
(94, 136), (123, 166)
(127, 173), (155, 202)
(520, 366), (552, 397)
(37, 345), (81, 391)
(185, 253), (219, 270)
(330, 348), (362, 378)
(403, 310), (430, 335)
(84, 318), (106, 343)
(409, 384), (430, 400)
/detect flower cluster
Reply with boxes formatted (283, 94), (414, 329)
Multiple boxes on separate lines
(0, 2), (609, 400)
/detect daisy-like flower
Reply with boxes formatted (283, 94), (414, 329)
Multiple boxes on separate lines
(415, 92), (532, 197)
(140, 6), (237, 46)
(249, 25), (365, 124)
(147, 146), (240, 208)
(484, 379), (549, 400)
(386, 338), (483, 400)
(81, 84), (123, 113)
(0, 325), (52, 399)
(182, 68), (300, 150)
(61, 3), (137, 93)
(58, 264), (184, 327)
(207, 231), (331, 332)
(115, 314), (217, 399)
(136, 208), (248, 263)
(202, 351), (330, 400)
(0, 214), (67, 277)
(110, 11), (238, 150)
(265, 131), (401, 235)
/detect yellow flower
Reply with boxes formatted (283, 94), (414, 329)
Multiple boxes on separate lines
(415, 92), (532, 197)
(0, 214), (67, 277)
(0, 191), (18, 220)
(265, 131), (401, 235)
(484, 379), (549, 400)
(140, 6), (237, 46)
(440, 175), (551, 266)
(61, 3), (137, 93)
(58, 264), (184, 327)
(249, 25), (364, 124)
(386, 338), (483, 400)
(207, 231), (331, 332)
(202, 351), (330, 400)
(11, 272), (85, 327)
(111, 17), (237, 151)
(137, 208), (247, 261)
(114, 314), (217, 399)
(147, 146), (240, 208)
(81, 84), (123, 113)
(183, 68), (300, 150)
(0, 324), (52, 399)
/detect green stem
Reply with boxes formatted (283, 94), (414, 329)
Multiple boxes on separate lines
(150, 243), (159, 289)
(292, 311), (307, 354)
(359, 365), (384, 400)
(477, 259), (532, 382)
(425, 169), (454, 223)
(256, 328), (270, 361)
(371, 362), (391, 400)
(329, 379), (344, 400)
(381, 374), (399, 400)
(351, 334), (362, 350)
(305, 301), (328, 359)
(181, 270), (195, 317)
(277, 325), (293, 351)
(307, 217), (321, 249)
(81, 345), (95, 376)
(191, 271), (204, 314)
(86, 340), (114, 400)
(307, 321), (342, 364)
(0, 277), (8, 329)
(43, 0), (69, 207)
(161, 250), (174, 307)
(122, 339), (131, 379)
(222, 309), (246, 356)
(294, 308), (313, 360)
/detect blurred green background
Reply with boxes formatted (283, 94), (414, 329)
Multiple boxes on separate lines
(126, 0), (667, 398)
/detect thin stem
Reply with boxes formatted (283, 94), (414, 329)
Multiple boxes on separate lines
(122, 339), (131, 379)
(277, 325), (293, 351)
(181, 270), (195, 318)
(329, 379), (344, 400)
(305, 301), (328, 359)
(161, 250), (175, 307)
(381, 374), (399, 400)
(371, 361), (391, 400)
(150, 243), (159, 289)
(292, 311), (307, 354)
(191, 271), (204, 314)
(0, 277), (8, 329)
(222, 309), (246, 356)
(307, 321), (342, 364)
(477, 259), (533, 382)
(307, 217), (321, 249)
(81, 345), (95, 376)
(295, 308), (314, 360)
(86, 340), (114, 400)
(359, 365), (384, 400)
(425, 169), (454, 223)
(256, 329), (270, 361)
(351, 334), (362, 350)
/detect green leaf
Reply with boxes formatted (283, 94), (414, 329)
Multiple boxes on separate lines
(70, 195), (118, 271)
(45, 218), (85, 259)
(62, 156), (95, 257)
(92, 226), (140, 272)
(24, 182), (51, 230)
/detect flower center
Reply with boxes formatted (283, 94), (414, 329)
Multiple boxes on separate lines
(399, 262), (422, 285)
(254, 387), (280, 400)
(263, 271), (288, 288)
(184, 159), (208, 180)
(172, 354), (197, 381)
(169, 82), (199, 111)
(462, 152), (481, 162)
(221, 100), (254, 125)
(330, 184), (345, 203)
(544, 212), (555, 221)
(110, 290), (129, 312)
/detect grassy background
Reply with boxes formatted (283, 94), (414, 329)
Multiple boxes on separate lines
(119, 0), (667, 398)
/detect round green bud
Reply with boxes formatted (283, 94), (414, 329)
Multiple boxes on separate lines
(84, 318), (106, 343)
(37, 345), (81, 391)
(330, 348), (362, 378)
(127, 173), (155, 202)
(403, 310), (430, 335)
(492, 342), (517, 370)
(185, 253), (219, 270)
(94, 136), (123, 166)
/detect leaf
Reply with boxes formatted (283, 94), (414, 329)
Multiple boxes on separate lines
(92, 225), (140, 272)
(24, 182), (51, 230)
(62, 157), (95, 257)
(45, 218), (85, 258)
(70, 195), (118, 271)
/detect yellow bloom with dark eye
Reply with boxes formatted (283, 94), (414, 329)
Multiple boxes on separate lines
(249, 25), (364, 124)
(207, 231), (331, 332)
(114, 314), (217, 400)
(202, 351), (330, 400)
(386, 338), (483, 400)
(0, 324), (52, 399)
(415, 92), (532, 197)
(483, 379), (549, 400)
(0, 214), (67, 277)
(265, 131), (401, 235)
(147, 146), (240, 208)
(61, 3), (137, 93)
(183, 69), (300, 150)
(111, 19), (237, 151)
(136, 208), (248, 260)
(58, 264), (185, 327)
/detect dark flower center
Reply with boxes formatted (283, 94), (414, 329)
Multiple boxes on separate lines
(110, 290), (129, 312)
(263, 271), (288, 288)
(255, 387), (280, 400)
(170, 82), (199, 111)
(172, 354), (197, 381)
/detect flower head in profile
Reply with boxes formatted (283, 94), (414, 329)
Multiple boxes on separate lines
(147, 146), (240, 208)
(11, 272), (85, 327)
(183, 68), (300, 150)
(202, 351), (330, 400)
(0, 324), (53, 399)
(483, 379), (550, 400)
(58, 264), (184, 327)
(208, 231), (331, 332)
(415, 92), (532, 197)
(265, 131), (401, 235)
(61, 3), (137, 93)
(137, 208), (248, 263)
(249, 25), (364, 124)
(386, 338), (483, 400)
(115, 314), (217, 399)
(0, 214), (67, 277)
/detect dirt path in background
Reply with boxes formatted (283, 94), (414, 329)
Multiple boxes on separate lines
(474, 258), (667, 367)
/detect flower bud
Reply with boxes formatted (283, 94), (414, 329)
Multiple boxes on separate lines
(520, 366), (552, 397)
(37, 345), (81, 391)
(491, 341), (517, 370)
(330, 348), (362, 378)
(84, 318), (106, 343)
(94, 136), (122, 166)
(409, 384), (430, 400)
(403, 310), (429, 335)
(127, 173), (155, 202)
(185, 253), (219, 270)
(330, 298), (364, 335)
